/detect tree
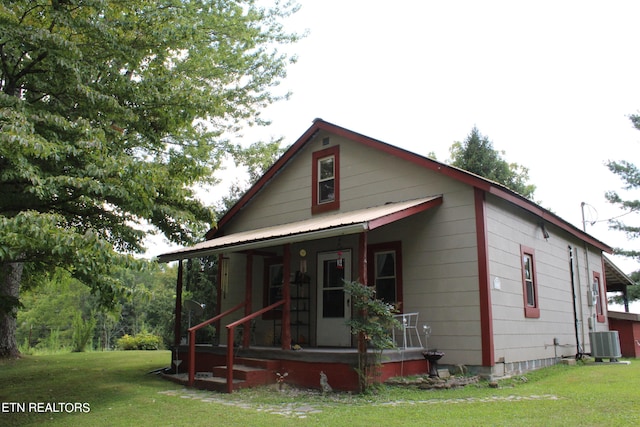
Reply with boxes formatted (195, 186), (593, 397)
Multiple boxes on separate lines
(344, 280), (399, 393)
(0, 0), (300, 357)
(605, 113), (640, 302)
(16, 268), (91, 352)
(609, 271), (640, 306)
(605, 134), (640, 262)
(449, 127), (536, 199)
(216, 138), (285, 214)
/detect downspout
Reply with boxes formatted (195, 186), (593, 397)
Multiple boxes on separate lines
(568, 246), (583, 358)
(581, 203), (595, 329)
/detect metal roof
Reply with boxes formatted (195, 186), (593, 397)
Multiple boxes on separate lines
(208, 119), (612, 254)
(604, 255), (635, 293)
(157, 195), (443, 262)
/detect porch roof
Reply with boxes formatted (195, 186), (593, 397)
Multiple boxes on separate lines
(157, 195), (442, 262)
(604, 255), (635, 293)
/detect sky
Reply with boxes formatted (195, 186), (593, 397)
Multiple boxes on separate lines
(149, 1), (640, 308)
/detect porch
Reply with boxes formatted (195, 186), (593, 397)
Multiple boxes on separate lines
(163, 344), (430, 393)
(158, 197), (443, 393)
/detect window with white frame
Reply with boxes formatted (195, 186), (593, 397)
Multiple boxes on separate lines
(520, 245), (540, 318)
(594, 271), (605, 322)
(374, 250), (397, 303)
(368, 241), (403, 307)
(318, 155), (335, 204)
(312, 145), (340, 214)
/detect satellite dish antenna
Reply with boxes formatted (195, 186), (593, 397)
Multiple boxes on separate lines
(183, 299), (204, 328)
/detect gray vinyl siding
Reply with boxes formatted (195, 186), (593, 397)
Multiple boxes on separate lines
(486, 194), (607, 367)
(216, 126), (608, 374)
(367, 188), (483, 365)
(222, 130), (463, 233)
(220, 129), (485, 364)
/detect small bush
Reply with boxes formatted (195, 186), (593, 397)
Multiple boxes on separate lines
(135, 332), (162, 350)
(116, 332), (162, 350)
(116, 334), (137, 350)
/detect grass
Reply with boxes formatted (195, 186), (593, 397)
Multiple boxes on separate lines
(1, 351), (639, 426)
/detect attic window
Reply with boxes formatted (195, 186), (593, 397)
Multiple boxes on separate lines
(312, 146), (340, 214)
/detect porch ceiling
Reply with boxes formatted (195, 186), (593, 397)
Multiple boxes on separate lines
(157, 195), (443, 262)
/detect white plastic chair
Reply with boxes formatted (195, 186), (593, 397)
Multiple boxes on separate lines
(392, 312), (423, 348)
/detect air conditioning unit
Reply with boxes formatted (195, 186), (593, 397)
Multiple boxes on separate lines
(589, 331), (622, 362)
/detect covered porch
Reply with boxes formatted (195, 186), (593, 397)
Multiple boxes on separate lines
(158, 196), (442, 392)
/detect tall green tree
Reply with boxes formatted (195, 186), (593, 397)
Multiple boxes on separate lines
(605, 115), (640, 263)
(16, 269), (91, 352)
(609, 271), (640, 305)
(0, 0), (300, 357)
(605, 113), (640, 303)
(449, 127), (536, 199)
(216, 138), (285, 214)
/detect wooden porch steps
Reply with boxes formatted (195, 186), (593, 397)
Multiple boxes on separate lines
(193, 357), (280, 392)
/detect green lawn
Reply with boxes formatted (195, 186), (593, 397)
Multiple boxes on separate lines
(1, 351), (639, 426)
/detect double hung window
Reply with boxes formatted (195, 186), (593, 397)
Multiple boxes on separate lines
(520, 245), (540, 318)
(368, 242), (403, 306)
(593, 272), (605, 323)
(312, 146), (340, 214)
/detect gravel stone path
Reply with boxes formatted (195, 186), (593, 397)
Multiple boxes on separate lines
(158, 388), (561, 419)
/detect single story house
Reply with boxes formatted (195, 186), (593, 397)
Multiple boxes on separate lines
(159, 119), (620, 392)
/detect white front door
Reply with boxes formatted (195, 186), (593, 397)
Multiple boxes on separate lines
(316, 250), (351, 347)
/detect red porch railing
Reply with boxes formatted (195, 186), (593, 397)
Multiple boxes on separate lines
(187, 302), (245, 387)
(225, 299), (285, 393)
(186, 299), (286, 393)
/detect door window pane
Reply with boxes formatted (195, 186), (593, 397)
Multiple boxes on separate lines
(323, 259), (345, 318)
(323, 289), (345, 318)
(324, 259), (344, 288)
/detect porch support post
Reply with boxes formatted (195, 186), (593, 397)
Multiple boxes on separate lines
(174, 259), (184, 347)
(281, 244), (292, 350)
(243, 251), (253, 348)
(358, 232), (368, 353)
(216, 254), (223, 344)
(358, 232), (368, 285)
